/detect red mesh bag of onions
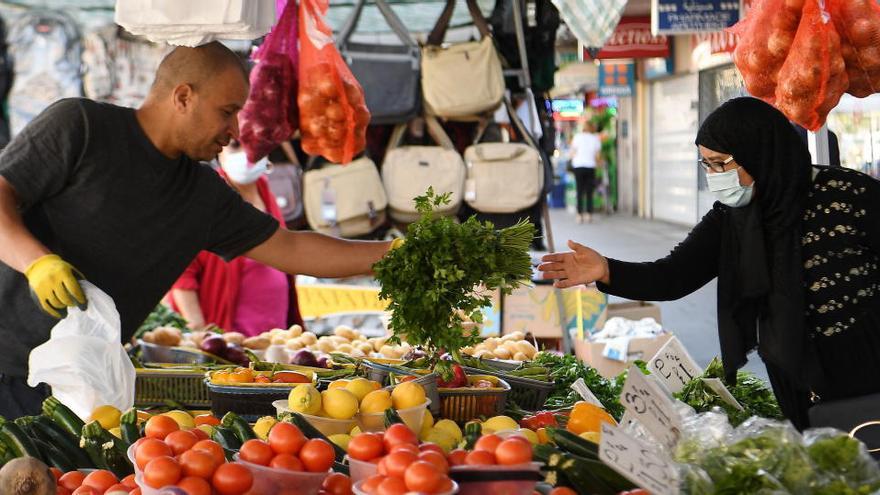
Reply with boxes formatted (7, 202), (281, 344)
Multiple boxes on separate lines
(238, 0), (299, 164)
(298, 0), (370, 164)
(830, 0), (880, 97)
(774, 0), (848, 130)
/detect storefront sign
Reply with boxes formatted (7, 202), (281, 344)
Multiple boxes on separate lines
(598, 61), (635, 97)
(551, 99), (585, 120)
(692, 31), (739, 53)
(585, 17), (670, 60)
(652, 0), (742, 35)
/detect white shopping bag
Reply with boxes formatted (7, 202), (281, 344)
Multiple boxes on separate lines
(27, 281), (135, 420)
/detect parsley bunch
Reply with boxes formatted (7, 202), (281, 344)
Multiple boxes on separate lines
(373, 188), (535, 365)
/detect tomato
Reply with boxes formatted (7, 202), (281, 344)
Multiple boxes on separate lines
(347, 433), (384, 461)
(71, 487), (99, 495)
(144, 456), (182, 489)
(465, 450), (496, 466)
(192, 439), (226, 467)
(49, 467), (62, 481)
(389, 443), (419, 456)
(212, 462), (254, 495)
(180, 448), (218, 479)
(130, 489), (142, 495)
(418, 451), (449, 474)
(376, 476), (407, 495)
(300, 438), (335, 472)
(165, 430), (199, 456)
(418, 443), (444, 456)
(495, 438), (533, 466)
(474, 434), (502, 454)
(270, 453), (305, 471)
(268, 422), (307, 456)
(56, 487), (72, 495)
(193, 414), (221, 427)
(436, 474), (453, 493)
(447, 449), (468, 466)
(404, 460), (442, 493)
(382, 451), (417, 479)
(191, 427), (210, 441)
(383, 424), (417, 452)
(103, 484), (130, 494)
(177, 476), (213, 495)
(322, 472), (353, 495)
(271, 371), (311, 383)
(376, 456), (389, 476)
(548, 488), (579, 495)
(135, 438), (173, 470)
(145, 415), (180, 440)
(239, 439), (274, 466)
(82, 469), (118, 492)
(59, 471), (86, 490)
(121, 474), (137, 489)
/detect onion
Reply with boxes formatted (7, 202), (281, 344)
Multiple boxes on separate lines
(200, 335), (227, 357)
(290, 349), (319, 367)
(849, 18), (878, 47)
(225, 344), (250, 366)
(316, 355), (329, 368)
(767, 31), (794, 57)
(325, 102), (346, 123)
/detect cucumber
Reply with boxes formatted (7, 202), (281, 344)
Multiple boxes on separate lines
(119, 408), (140, 450)
(33, 438), (76, 472)
(32, 416), (93, 469)
(0, 440), (13, 467)
(547, 427), (599, 460)
(212, 426), (242, 452)
(221, 412), (256, 443)
(42, 396), (85, 439)
(384, 408), (404, 428)
(463, 421), (481, 450)
(0, 416), (41, 458)
(81, 420), (133, 478)
(283, 413), (346, 463)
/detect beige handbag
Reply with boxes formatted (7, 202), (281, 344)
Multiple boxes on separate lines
(382, 116), (465, 223)
(303, 157), (387, 237)
(421, 0), (505, 119)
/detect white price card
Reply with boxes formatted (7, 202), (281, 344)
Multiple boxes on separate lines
(571, 378), (604, 408)
(702, 378), (745, 411)
(619, 365), (682, 450)
(599, 422), (680, 495)
(648, 337), (702, 394)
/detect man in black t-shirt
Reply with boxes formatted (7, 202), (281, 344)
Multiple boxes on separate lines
(0, 42), (396, 418)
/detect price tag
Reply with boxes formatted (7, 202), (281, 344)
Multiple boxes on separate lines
(619, 409), (638, 427)
(702, 378), (744, 411)
(619, 365), (682, 450)
(648, 337), (701, 394)
(599, 423), (680, 495)
(571, 378), (604, 408)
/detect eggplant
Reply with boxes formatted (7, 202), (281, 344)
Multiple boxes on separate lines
(290, 349), (319, 367)
(200, 335), (228, 357)
(224, 344), (250, 366)
(316, 355), (329, 368)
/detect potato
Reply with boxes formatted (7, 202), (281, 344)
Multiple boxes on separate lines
(151, 327), (182, 346)
(473, 350), (495, 359)
(288, 324), (304, 337)
(379, 345), (396, 357)
(516, 341), (537, 359)
(334, 326), (358, 341)
(315, 340), (334, 353)
(300, 332), (317, 345)
(243, 336), (271, 350)
(510, 331), (526, 341)
(142, 330), (157, 344)
(513, 352), (529, 361)
(482, 339), (498, 351)
(358, 343), (374, 355)
(461, 346), (475, 356)
(286, 339), (304, 351)
(492, 347), (512, 360)
(337, 343), (354, 354)
(188, 330), (209, 347)
(500, 334), (518, 343)
(222, 332), (245, 346)
(329, 336), (350, 346)
(269, 328), (286, 337)
(350, 348), (366, 358)
(502, 341), (520, 354)
(271, 336), (287, 346)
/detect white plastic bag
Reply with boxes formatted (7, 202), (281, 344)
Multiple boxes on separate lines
(27, 281), (135, 420)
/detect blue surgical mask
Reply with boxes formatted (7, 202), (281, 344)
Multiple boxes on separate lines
(706, 167), (753, 207)
(221, 151), (269, 185)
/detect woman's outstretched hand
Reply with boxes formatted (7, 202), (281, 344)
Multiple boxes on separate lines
(538, 240), (610, 288)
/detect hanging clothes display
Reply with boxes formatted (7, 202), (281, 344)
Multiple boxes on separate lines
(82, 26), (171, 109)
(7, 10), (83, 137)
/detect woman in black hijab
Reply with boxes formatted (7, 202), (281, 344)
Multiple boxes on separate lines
(539, 97), (880, 429)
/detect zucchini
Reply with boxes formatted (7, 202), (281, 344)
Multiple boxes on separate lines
(546, 427), (599, 460)
(384, 408), (404, 428)
(42, 396), (85, 439)
(81, 420), (133, 478)
(0, 415), (41, 458)
(119, 408), (141, 449)
(212, 426), (242, 452)
(0, 440), (13, 468)
(283, 413), (346, 463)
(33, 438), (76, 472)
(32, 416), (93, 469)
(463, 421), (482, 450)
(221, 412), (256, 443)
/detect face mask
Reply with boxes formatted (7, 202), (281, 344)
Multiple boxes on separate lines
(221, 152), (269, 185)
(706, 167), (754, 207)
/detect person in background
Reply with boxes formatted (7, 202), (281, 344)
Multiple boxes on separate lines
(569, 119), (603, 223)
(170, 141), (303, 336)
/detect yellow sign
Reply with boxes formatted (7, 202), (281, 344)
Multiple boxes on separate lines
(295, 284), (388, 318)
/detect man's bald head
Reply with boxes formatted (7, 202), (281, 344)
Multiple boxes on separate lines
(151, 41), (248, 96)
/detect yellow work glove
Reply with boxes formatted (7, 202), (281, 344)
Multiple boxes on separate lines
(389, 238), (405, 251)
(24, 254), (87, 318)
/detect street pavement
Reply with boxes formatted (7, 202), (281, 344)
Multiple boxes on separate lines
(539, 207), (770, 382)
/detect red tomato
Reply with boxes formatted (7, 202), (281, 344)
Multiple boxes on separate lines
(49, 467), (62, 481)
(268, 422), (307, 456)
(418, 443), (445, 456)
(347, 433), (384, 461)
(121, 474), (137, 489)
(376, 476), (408, 495)
(376, 457), (389, 476)
(474, 434), (502, 454)
(103, 484), (129, 494)
(144, 456), (182, 489)
(180, 448), (218, 479)
(165, 430), (199, 456)
(495, 438), (533, 465)
(382, 451), (417, 479)
(465, 450), (496, 466)
(270, 453), (304, 471)
(322, 472), (353, 495)
(82, 469), (118, 493)
(548, 488), (579, 495)
(135, 438), (173, 470)
(130, 489), (142, 495)
(361, 474), (385, 495)
(383, 424), (417, 452)
(177, 476), (213, 495)
(389, 443), (419, 456)
(418, 451), (449, 474)
(239, 439), (275, 466)
(299, 439), (335, 472)
(404, 460), (442, 493)
(194, 414), (221, 427)
(191, 428), (209, 441)
(436, 475), (454, 493)
(446, 449), (468, 466)
(212, 462), (254, 495)
(59, 471), (86, 490)
(192, 439), (226, 467)
(145, 415), (180, 440)
(55, 486), (71, 495)
(71, 487), (99, 495)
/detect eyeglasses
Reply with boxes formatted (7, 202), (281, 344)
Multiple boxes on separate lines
(698, 155), (735, 174)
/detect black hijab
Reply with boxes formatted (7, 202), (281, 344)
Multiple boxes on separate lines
(695, 97), (821, 390)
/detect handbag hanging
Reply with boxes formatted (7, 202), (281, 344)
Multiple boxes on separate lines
(421, 0), (506, 120)
(809, 393), (880, 459)
(337, 0), (421, 124)
(303, 157), (388, 237)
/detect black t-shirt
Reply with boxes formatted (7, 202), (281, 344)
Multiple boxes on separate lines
(0, 98), (279, 377)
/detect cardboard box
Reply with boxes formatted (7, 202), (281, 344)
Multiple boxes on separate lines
(575, 332), (673, 379)
(606, 301), (662, 324)
(501, 285), (607, 338)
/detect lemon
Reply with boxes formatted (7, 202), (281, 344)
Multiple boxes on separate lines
(481, 415), (519, 434)
(328, 380), (350, 390)
(328, 434), (352, 450)
(423, 428), (457, 453)
(579, 431), (601, 444)
(253, 416), (278, 440)
(433, 419), (462, 444)
(108, 427), (122, 439)
(163, 410), (196, 430)
(350, 425), (362, 435)
(346, 378), (380, 402)
(391, 381), (426, 410)
(90, 405), (121, 430)
(289, 384), (322, 415)
(516, 428), (539, 445)
(360, 389), (393, 414)
(420, 410), (434, 435)
(321, 389), (359, 420)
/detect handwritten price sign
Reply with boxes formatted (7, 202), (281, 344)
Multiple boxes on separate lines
(599, 423), (680, 495)
(648, 337), (702, 394)
(620, 364), (682, 450)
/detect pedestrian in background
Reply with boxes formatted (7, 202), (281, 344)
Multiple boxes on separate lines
(569, 119), (603, 223)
